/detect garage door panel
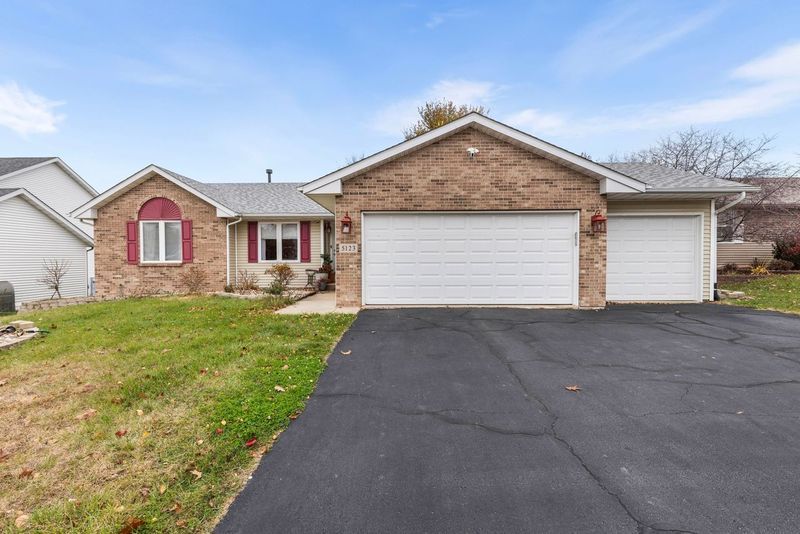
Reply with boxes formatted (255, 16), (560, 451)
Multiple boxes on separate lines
(363, 212), (576, 305)
(607, 215), (701, 302)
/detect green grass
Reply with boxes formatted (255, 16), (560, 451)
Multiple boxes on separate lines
(0, 296), (354, 532)
(719, 274), (800, 313)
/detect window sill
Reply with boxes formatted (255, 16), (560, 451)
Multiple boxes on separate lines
(138, 262), (184, 267)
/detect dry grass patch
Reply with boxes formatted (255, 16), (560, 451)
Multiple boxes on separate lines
(0, 296), (354, 532)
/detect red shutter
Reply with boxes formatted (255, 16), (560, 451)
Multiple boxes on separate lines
(181, 220), (193, 263)
(247, 221), (258, 263)
(126, 221), (138, 264)
(300, 221), (311, 263)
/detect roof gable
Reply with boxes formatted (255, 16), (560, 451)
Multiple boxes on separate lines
(0, 157), (97, 196)
(0, 188), (93, 246)
(300, 113), (647, 195)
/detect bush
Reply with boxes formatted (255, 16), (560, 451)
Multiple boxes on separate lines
(750, 265), (770, 276)
(234, 270), (260, 292)
(720, 263), (738, 274)
(773, 235), (800, 269)
(769, 259), (795, 271)
(266, 281), (284, 295)
(266, 263), (295, 294)
(179, 266), (209, 294)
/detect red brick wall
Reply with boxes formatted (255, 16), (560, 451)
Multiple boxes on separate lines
(740, 208), (800, 241)
(335, 127), (607, 308)
(94, 173), (227, 297)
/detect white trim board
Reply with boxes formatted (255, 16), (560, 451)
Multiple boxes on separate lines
(0, 158), (98, 196)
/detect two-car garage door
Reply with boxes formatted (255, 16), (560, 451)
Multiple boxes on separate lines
(362, 212), (577, 305)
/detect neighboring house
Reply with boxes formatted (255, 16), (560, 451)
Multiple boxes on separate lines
(717, 177), (800, 242)
(78, 113), (757, 307)
(0, 158), (97, 308)
(72, 166), (333, 297)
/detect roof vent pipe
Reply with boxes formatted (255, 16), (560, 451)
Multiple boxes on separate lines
(266, 169), (273, 183)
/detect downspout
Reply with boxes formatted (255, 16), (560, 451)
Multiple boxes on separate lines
(226, 217), (242, 286)
(712, 192), (747, 300)
(86, 245), (94, 296)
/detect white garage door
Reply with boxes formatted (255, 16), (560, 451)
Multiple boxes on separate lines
(362, 212), (577, 305)
(607, 215), (701, 302)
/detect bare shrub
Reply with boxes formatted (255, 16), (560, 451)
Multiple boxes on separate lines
(235, 270), (260, 292)
(38, 259), (70, 299)
(179, 266), (209, 294)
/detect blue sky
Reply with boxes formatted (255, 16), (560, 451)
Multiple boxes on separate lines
(1, 0), (799, 190)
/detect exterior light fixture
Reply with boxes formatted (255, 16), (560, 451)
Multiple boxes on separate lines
(591, 210), (608, 234)
(341, 212), (352, 234)
(466, 147), (479, 159)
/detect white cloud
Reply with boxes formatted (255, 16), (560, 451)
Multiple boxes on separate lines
(372, 79), (498, 136)
(0, 82), (63, 136)
(558, 3), (722, 79)
(509, 41), (800, 137)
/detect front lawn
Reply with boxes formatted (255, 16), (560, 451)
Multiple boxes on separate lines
(0, 296), (354, 532)
(719, 274), (800, 313)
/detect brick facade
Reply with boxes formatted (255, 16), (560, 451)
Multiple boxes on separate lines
(94, 173), (227, 297)
(334, 127), (607, 308)
(728, 207), (800, 242)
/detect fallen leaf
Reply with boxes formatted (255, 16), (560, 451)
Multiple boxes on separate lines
(199, 368), (208, 375)
(196, 439), (204, 445)
(162, 348), (171, 353)
(564, 385), (581, 392)
(274, 385), (285, 392)
(115, 429), (128, 438)
(245, 438), (257, 448)
(281, 364), (289, 370)
(176, 519), (187, 528)
(139, 487), (150, 499)
(221, 419), (227, 426)
(0, 379), (7, 386)
(19, 467), (34, 479)
(215, 428), (224, 435)
(15, 515), (30, 528)
(213, 370), (220, 377)
(75, 408), (97, 420)
(168, 502), (182, 514)
(136, 409), (144, 416)
(159, 484), (167, 495)
(189, 469), (202, 480)
(340, 349), (352, 355)
(119, 516), (144, 534)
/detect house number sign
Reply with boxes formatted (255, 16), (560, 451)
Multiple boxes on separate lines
(338, 243), (358, 253)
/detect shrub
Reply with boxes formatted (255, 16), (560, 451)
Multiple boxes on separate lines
(750, 257), (768, 269)
(750, 265), (770, 276)
(720, 263), (738, 274)
(266, 263), (295, 293)
(773, 235), (800, 269)
(769, 259), (795, 271)
(266, 281), (284, 295)
(235, 270), (260, 292)
(179, 266), (209, 294)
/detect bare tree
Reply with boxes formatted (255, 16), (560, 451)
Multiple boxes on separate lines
(38, 259), (70, 299)
(609, 127), (799, 240)
(344, 153), (366, 165)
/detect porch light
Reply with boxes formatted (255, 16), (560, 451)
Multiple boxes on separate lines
(341, 212), (352, 234)
(591, 210), (608, 234)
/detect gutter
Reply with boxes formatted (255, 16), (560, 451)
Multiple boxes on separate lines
(715, 191), (747, 214)
(711, 191), (748, 301)
(225, 217), (242, 286)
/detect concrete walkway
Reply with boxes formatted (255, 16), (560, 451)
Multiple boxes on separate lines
(275, 291), (359, 314)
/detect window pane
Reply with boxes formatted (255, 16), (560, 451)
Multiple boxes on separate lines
(281, 224), (298, 260)
(164, 222), (182, 261)
(142, 222), (159, 261)
(261, 223), (277, 261)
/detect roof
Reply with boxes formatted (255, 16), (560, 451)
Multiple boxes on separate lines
(0, 188), (94, 246)
(73, 164), (331, 219)
(0, 157), (98, 196)
(300, 112), (648, 196)
(601, 162), (761, 193)
(737, 177), (800, 205)
(0, 157), (54, 176)
(155, 166), (330, 216)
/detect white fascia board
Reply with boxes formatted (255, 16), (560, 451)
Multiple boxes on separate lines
(299, 113), (648, 194)
(600, 178), (643, 194)
(0, 158), (98, 196)
(72, 164), (238, 219)
(0, 188), (94, 246)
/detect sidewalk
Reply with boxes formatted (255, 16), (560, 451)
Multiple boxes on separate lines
(275, 291), (359, 315)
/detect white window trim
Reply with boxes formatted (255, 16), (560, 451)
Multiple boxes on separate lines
(259, 222), (301, 263)
(140, 220), (183, 264)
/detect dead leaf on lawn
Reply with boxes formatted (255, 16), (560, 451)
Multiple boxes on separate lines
(196, 439), (204, 445)
(281, 364), (289, 370)
(18, 467), (33, 479)
(159, 484), (167, 495)
(274, 385), (285, 392)
(139, 487), (150, 499)
(168, 502), (182, 514)
(115, 429), (128, 438)
(176, 519), (187, 528)
(119, 516), (144, 534)
(199, 368), (208, 375)
(189, 469), (202, 480)
(0, 379), (8, 386)
(162, 348), (171, 354)
(564, 385), (581, 392)
(340, 349), (352, 356)
(136, 409), (144, 416)
(213, 370), (220, 377)
(75, 408), (97, 420)
(215, 427), (224, 435)
(15, 515), (30, 529)
(245, 438), (257, 448)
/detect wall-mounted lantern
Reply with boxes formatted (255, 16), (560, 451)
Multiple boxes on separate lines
(591, 211), (608, 234)
(341, 212), (352, 234)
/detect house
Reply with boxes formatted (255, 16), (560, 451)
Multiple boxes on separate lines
(0, 158), (97, 308)
(77, 113), (757, 307)
(72, 166), (333, 297)
(717, 177), (800, 242)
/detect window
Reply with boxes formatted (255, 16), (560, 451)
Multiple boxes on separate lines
(140, 221), (182, 263)
(260, 222), (299, 261)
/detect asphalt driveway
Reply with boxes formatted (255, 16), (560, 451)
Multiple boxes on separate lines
(218, 305), (800, 533)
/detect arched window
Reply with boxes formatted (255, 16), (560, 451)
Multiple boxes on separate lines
(126, 197), (192, 264)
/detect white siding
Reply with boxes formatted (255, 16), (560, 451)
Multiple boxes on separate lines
(608, 200), (713, 301)
(228, 219), (325, 288)
(0, 196), (89, 307)
(1, 162), (95, 236)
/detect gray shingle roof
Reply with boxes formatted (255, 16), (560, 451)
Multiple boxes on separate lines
(601, 162), (759, 191)
(0, 187), (21, 197)
(155, 166), (331, 216)
(0, 157), (54, 177)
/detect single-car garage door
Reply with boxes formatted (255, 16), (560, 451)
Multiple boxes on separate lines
(607, 215), (701, 302)
(362, 212), (577, 305)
